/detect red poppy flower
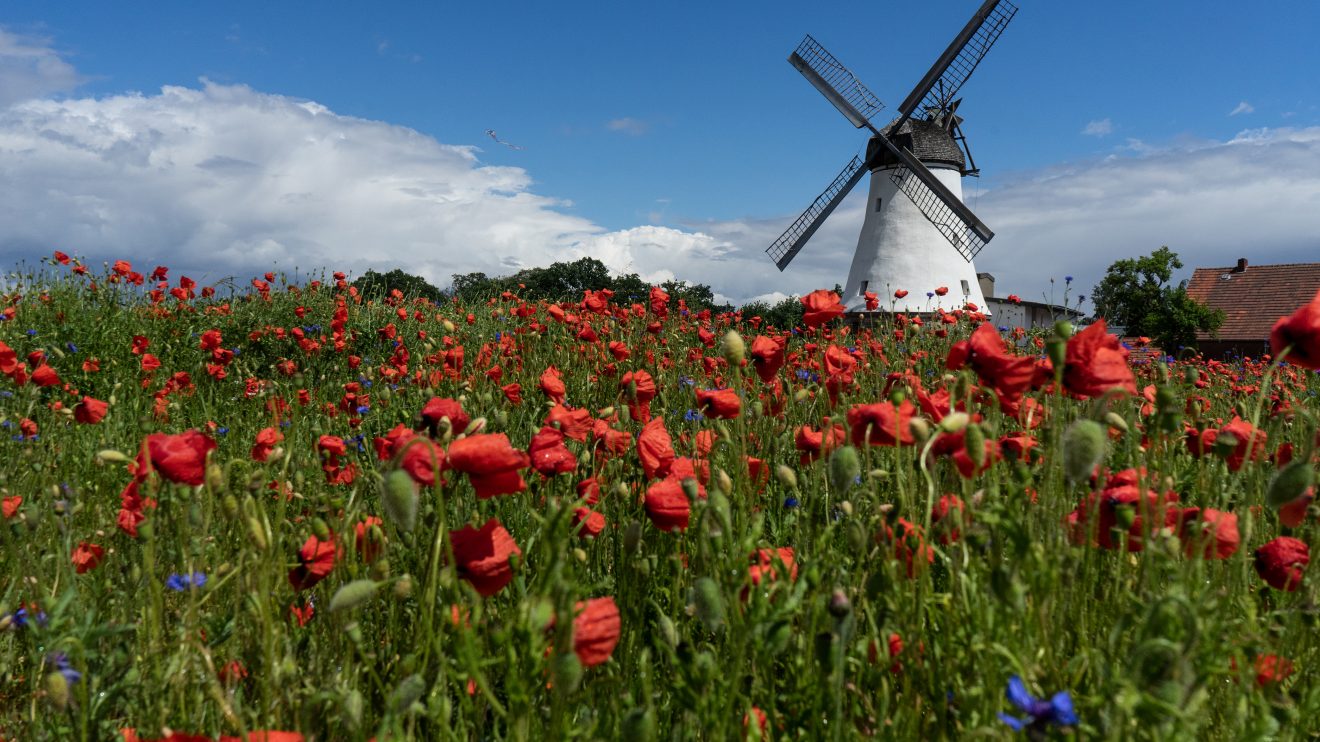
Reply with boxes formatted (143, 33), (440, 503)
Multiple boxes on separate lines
(930, 495), (967, 544)
(637, 416), (676, 480)
(749, 335), (785, 383)
(31, 364), (60, 387)
(1279, 489), (1314, 528)
(1253, 654), (1295, 687)
(420, 397), (470, 436)
(1176, 507), (1240, 560)
(354, 516), (384, 562)
(288, 600), (315, 627)
(794, 419), (846, 465)
(934, 286), (949, 296)
(447, 433), (530, 498)
(846, 400), (917, 447)
(1217, 417), (1267, 472)
(1063, 320), (1137, 398)
(143, 430), (218, 485)
(539, 366), (567, 404)
(450, 519), (520, 597)
(1255, 536), (1308, 591)
(573, 507), (606, 538)
(73, 396), (108, 424)
(894, 289), (908, 299)
(399, 436), (448, 487)
(528, 426), (577, 477)
(2, 495), (20, 519)
(644, 477), (692, 532)
(696, 388), (741, 419)
(620, 369), (657, 421)
(946, 323), (1035, 408)
(801, 289), (845, 328)
(572, 597), (620, 667)
(250, 426), (282, 462)
(1270, 288), (1320, 369)
(544, 403), (593, 442)
(71, 542), (105, 574)
(288, 534), (339, 591)
(880, 518), (933, 577)
(502, 382), (523, 405)
(748, 547), (797, 586)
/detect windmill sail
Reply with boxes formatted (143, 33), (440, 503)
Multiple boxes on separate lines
(789, 36), (885, 132)
(888, 0), (1017, 136)
(876, 137), (993, 261)
(766, 155), (868, 271)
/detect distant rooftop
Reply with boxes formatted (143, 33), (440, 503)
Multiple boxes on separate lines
(1186, 258), (1320, 340)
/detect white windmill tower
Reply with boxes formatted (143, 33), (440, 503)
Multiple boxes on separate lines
(766, 0), (1018, 314)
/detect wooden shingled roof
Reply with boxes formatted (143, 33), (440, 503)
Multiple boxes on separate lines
(1186, 259), (1320, 341)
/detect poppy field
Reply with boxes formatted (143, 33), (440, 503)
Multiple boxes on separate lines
(3, 252), (1320, 740)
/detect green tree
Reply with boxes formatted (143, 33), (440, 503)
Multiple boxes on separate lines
(740, 295), (805, 330)
(352, 268), (444, 303)
(1090, 246), (1224, 352)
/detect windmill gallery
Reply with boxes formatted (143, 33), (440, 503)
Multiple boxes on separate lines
(766, 0), (1017, 315)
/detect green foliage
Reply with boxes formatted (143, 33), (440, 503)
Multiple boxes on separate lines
(352, 268), (444, 304)
(447, 257), (733, 312)
(1090, 246), (1224, 352)
(737, 295), (805, 331)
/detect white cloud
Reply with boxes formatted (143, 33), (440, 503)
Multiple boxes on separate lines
(1082, 118), (1113, 137)
(0, 28), (81, 108)
(1229, 101), (1254, 116)
(0, 80), (765, 300)
(606, 117), (649, 136)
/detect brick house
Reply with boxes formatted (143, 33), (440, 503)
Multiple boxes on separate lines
(1185, 258), (1320, 359)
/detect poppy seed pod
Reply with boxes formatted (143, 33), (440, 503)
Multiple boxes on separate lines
(829, 446), (861, 495)
(381, 470), (418, 533)
(1267, 462), (1315, 508)
(1062, 419), (1106, 482)
(329, 579), (379, 613)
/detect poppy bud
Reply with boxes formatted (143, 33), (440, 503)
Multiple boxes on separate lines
(312, 517), (331, 542)
(1062, 419), (1106, 482)
(828, 589), (851, 618)
(246, 517), (268, 552)
(964, 424), (986, 469)
(715, 469), (734, 496)
(221, 494), (239, 519)
(389, 674), (426, 715)
(44, 671), (69, 710)
(329, 579), (379, 613)
(936, 413), (968, 435)
(680, 477), (700, 503)
(692, 577), (726, 632)
(553, 652), (584, 694)
(381, 470), (418, 533)
(1104, 411), (1129, 433)
(775, 464), (798, 491)
(657, 611), (679, 649)
(766, 620), (792, 655)
(393, 574), (413, 599)
(1268, 462), (1316, 508)
(96, 449), (129, 464)
(794, 388), (811, 403)
(1046, 337), (1067, 369)
(344, 690), (365, 729)
(1155, 385), (1177, 411)
(204, 463), (226, 493)
(829, 446), (861, 495)
(721, 330), (746, 366)
(370, 557), (391, 581)
(1053, 320), (1075, 339)
(622, 708), (657, 742)
(464, 417), (487, 436)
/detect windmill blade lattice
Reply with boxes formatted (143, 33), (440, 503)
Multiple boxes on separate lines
(888, 167), (989, 262)
(890, 0), (1017, 134)
(766, 155), (868, 271)
(789, 36), (885, 131)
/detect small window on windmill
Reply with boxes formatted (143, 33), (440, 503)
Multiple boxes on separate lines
(960, 280), (970, 295)
(859, 280), (869, 296)
(874, 198), (883, 212)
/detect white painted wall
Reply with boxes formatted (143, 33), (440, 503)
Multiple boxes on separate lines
(842, 164), (989, 315)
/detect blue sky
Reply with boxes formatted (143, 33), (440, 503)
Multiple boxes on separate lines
(2, 1), (1319, 305)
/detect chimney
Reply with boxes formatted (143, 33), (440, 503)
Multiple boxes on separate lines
(1232, 258), (1248, 273)
(977, 272), (995, 299)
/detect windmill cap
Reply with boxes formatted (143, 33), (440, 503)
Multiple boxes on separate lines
(870, 117), (965, 170)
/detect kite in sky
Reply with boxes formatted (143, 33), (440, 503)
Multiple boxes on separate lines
(485, 129), (523, 150)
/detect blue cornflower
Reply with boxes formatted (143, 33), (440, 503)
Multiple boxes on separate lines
(216, 427), (229, 436)
(165, 572), (208, 592)
(684, 409), (701, 422)
(926, 292), (935, 298)
(355, 405), (370, 415)
(10, 607), (48, 629)
(1065, 276), (1073, 284)
(783, 496), (800, 509)
(494, 332), (502, 341)
(65, 342), (78, 354)
(48, 652), (81, 686)
(999, 675), (1077, 732)
(26, 329), (37, 336)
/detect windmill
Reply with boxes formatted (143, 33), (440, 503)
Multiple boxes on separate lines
(766, 0), (1018, 314)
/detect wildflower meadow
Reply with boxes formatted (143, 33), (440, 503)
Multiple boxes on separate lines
(2, 252), (1320, 740)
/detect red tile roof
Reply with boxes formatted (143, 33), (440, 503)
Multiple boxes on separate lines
(1186, 261), (1320, 341)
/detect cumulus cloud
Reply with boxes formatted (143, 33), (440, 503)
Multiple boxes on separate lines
(1229, 101), (1254, 116)
(0, 28), (81, 108)
(1082, 118), (1113, 137)
(606, 117), (649, 136)
(0, 81), (759, 299)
